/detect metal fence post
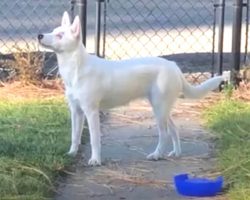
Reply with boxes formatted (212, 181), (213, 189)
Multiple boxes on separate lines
(231, 0), (243, 85)
(102, 0), (108, 58)
(77, 0), (87, 46)
(217, 0), (226, 76)
(244, 0), (249, 64)
(211, 3), (217, 77)
(95, 0), (103, 57)
(70, 0), (76, 22)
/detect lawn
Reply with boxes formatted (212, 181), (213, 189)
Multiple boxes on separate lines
(204, 100), (250, 200)
(0, 98), (72, 199)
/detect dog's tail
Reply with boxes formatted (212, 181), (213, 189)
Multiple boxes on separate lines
(181, 74), (224, 99)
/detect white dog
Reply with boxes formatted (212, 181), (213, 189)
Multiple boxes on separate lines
(38, 12), (223, 166)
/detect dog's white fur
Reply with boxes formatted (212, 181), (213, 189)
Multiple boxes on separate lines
(38, 12), (224, 166)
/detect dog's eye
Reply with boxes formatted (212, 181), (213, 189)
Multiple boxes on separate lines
(55, 32), (64, 39)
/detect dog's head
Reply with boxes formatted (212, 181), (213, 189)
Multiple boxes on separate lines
(38, 11), (81, 53)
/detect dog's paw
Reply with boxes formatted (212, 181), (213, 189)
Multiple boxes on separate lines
(146, 151), (163, 160)
(167, 150), (181, 157)
(66, 150), (78, 157)
(88, 157), (101, 166)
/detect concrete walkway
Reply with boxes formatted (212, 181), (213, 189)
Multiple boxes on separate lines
(55, 98), (224, 200)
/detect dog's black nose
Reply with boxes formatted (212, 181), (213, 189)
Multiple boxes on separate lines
(38, 34), (44, 40)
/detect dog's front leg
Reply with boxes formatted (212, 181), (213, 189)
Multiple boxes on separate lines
(84, 108), (101, 166)
(67, 97), (85, 156)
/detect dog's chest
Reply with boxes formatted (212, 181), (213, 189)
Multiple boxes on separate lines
(59, 66), (76, 87)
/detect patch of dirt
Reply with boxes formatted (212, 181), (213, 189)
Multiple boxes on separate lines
(0, 80), (64, 100)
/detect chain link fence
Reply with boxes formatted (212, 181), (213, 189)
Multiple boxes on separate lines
(0, 0), (249, 83)
(100, 0), (215, 82)
(0, 0), (70, 52)
(0, 0), (71, 81)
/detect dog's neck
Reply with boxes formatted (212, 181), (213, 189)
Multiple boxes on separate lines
(57, 43), (86, 67)
(56, 42), (87, 87)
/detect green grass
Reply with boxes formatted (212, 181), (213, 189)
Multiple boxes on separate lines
(204, 100), (250, 200)
(0, 98), (72, 199)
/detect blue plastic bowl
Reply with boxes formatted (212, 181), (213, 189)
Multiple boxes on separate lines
(174, 174), (223, 197)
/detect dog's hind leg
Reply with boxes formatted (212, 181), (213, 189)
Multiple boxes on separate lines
(147, 92), (176, 160)
(147, 110), (168, 160)
(147, 85), (179, 160)
(167, 117), (181, 157)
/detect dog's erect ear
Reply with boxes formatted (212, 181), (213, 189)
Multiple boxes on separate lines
(71, 16), (81, 39)
(61, 11), (71, 27)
